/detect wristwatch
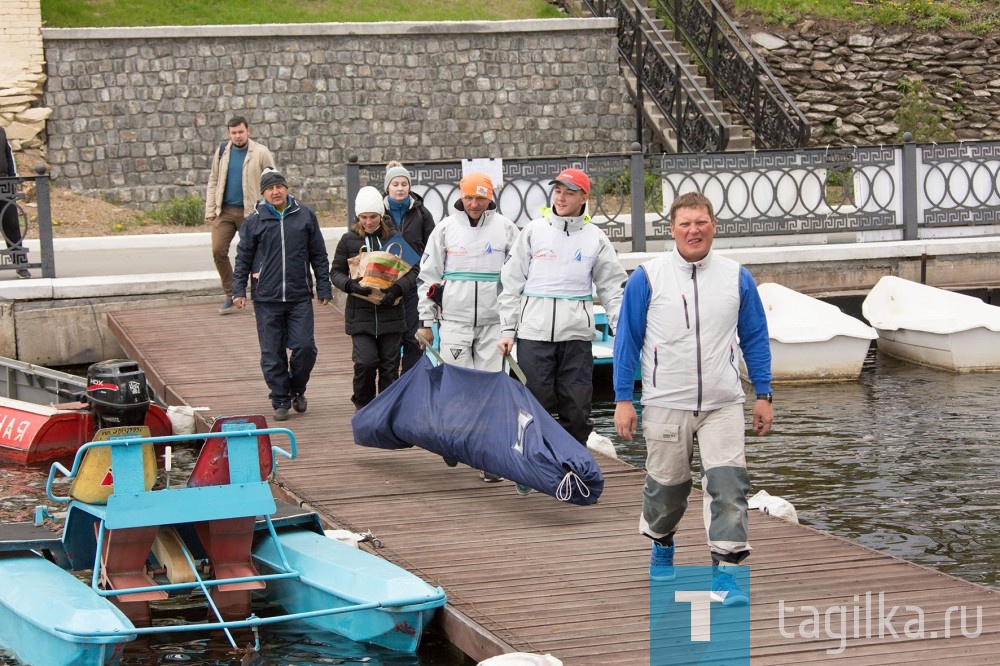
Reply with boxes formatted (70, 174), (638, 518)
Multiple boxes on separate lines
(755, 392), (773, 403)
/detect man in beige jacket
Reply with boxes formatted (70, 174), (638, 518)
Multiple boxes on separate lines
(204, 116), (275, 314)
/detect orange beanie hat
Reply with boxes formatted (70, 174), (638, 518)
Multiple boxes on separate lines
(460, 172), (494, 200)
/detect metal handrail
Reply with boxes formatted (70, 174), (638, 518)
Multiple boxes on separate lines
(0, 164), (56, 278)
(46, 428), (297, 503)
(583, 0), (730, 152)
(54, 589), (449, 639)
(653, 0), (810, 148)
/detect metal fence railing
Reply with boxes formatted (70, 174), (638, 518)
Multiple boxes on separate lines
(583, 0), (730, 152)
(346, 137), (1000, 253)
(653, 0), (810, 149)
(0, 165), (55, 279)
(580, 0), (809, 150)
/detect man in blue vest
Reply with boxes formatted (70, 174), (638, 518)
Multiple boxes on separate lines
(205, 116), (275, 314)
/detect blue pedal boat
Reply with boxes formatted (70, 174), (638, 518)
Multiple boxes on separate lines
(0, 418), (447, 665)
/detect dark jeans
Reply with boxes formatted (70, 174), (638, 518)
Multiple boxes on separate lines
(351, 331), (403, 409)
(516, 338), (594, 445)
(253, 299), (317, 409)
(400, 288), (422, 373)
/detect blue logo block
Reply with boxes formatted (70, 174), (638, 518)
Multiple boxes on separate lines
(650, 566), (750, 665)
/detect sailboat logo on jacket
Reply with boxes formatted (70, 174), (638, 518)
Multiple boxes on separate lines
(483, 242), (494, 255)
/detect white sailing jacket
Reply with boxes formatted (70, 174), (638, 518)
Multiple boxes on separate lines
(418, 206), (519, 327)
(499, 207), (627, 342)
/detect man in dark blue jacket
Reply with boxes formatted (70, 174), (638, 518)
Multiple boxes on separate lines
(232, 168), (332, 422)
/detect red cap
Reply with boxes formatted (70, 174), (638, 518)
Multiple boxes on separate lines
(549, 168), (591, 196)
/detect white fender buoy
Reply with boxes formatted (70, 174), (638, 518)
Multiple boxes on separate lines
(586, 431), (617, 459)
(747, 489), (799, 524)
(165, 405), (210, 435)
(324, 530), (361, 548)
(478, 653), (563, 666)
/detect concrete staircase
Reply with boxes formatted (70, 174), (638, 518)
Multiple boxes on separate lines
(572, 0), (754, 152)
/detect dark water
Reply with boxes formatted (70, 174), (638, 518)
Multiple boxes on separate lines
(592, 350), (1000, 590)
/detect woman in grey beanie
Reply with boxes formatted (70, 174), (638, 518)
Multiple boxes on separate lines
(383, 160), (436, 373)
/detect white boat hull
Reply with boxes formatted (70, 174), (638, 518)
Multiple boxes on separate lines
(771, 336), (874, 383)
(875, 326), (1000, 372)
(862, 276), (1000, 373)
(758, 283), (877, 384)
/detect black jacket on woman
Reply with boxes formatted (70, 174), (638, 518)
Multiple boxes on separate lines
(330, 230), (418, 337)
(386, 190), (435, 262)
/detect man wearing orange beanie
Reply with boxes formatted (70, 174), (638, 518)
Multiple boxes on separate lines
(416, 172), (520, 481)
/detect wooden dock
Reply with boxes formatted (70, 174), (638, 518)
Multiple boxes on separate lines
(109, 302), (1000, 664)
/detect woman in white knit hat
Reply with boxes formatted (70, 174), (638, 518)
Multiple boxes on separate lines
(330, 186), (418, 409)
(383, 161), (435, 374)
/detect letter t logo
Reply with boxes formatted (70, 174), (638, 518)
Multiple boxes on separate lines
(675, 591), (715, 642)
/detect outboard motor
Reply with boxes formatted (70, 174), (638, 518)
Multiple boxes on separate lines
(86, 359), (151, 429)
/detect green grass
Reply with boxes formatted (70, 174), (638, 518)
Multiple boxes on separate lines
(40, 0), (1000, 35)
(735, 0), (1000, 33)
(40, 0), (563, 27)
(146, 194), (205, 227)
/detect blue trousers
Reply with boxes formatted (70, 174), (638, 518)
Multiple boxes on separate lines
(253, 299), (317, 409)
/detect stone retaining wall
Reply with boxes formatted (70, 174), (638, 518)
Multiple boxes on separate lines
(750, 25), (1000, 145)
(41, 20), (635, 211)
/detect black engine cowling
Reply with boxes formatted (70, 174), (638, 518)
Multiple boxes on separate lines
(86, 359), (151, 429)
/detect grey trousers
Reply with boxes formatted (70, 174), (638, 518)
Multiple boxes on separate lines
(639, 403), (752, 559)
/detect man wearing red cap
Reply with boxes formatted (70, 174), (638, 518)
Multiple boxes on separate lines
(417, 171), (520, 481)
(498, 168), (627, 450)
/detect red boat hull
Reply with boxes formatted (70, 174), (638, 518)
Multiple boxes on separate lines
(0, 398), (172, 465)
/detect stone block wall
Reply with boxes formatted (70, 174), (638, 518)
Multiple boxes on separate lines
(41, 19), (636, 211)
(750, 25), (1000, 146)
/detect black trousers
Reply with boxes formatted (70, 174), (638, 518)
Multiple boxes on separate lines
(400, 288), (422, 373)
(516, 338), (594, 445)
(253, 299), (317, 409)
(1, 199), (23, 248)
(351, 331), (403, 409)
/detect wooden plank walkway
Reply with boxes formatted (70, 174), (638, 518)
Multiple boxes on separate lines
(109, 302), (1000, 664)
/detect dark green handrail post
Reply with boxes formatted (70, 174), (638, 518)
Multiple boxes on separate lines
(900, 132), (919, 241)
(345, 155), (360, 223)
(634, 3), (644, 147)
(673, 0), (681, 42)
(629, 142), (646, 252)
(34, 164), (56, 279)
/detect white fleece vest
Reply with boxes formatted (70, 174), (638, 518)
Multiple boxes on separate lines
(640, 251), (746, 411)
